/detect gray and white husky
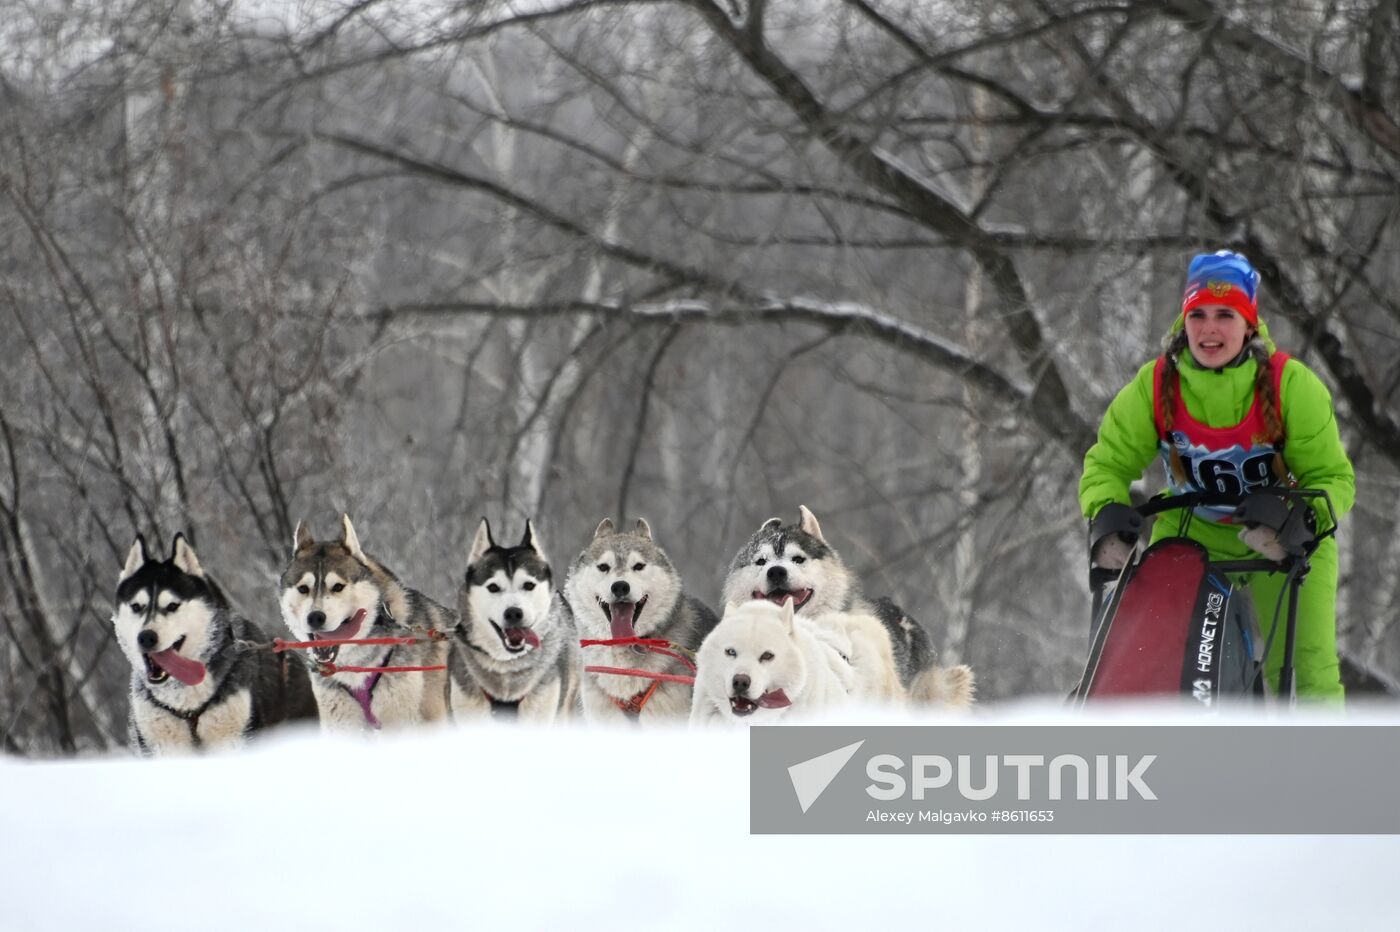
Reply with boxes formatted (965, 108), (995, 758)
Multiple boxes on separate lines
(113, 533), (317, 754)
(448, 518), (578, 723)
(564, 518), (718, 723)
(721, 506), (974, 707)
(279, 515), (455, 732)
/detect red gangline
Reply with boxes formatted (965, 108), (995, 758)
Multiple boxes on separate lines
(274, 636), (423, 652)
(579, 637), (674, 648)
(320, 663), (447, 676)
(579, 636), (697, 673)
(584, 665), (696, 687)
(645, 646), (697, 673)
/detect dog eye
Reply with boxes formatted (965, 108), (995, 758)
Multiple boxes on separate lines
(297, 584), (310, 595)
(754, 557), (766, 566)
(597, 563), (610, 573)
(792, 555), (806, 564)
(632, 562), (645, 572)
(331, 582), (345, 593)
(724, 648), (736, 658)
(487, 583), (501, 594)
(760, 651), (774, 663)
(162, 602), (181, 614)
(130, 602), (145, 614)
(522, 581), (536, 591)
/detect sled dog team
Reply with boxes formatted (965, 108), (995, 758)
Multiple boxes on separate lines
(113, 506), (974, 754)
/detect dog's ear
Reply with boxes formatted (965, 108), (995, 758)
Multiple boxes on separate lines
(797, 505), (825, 543)
(594, 518), (615, 539)
(780, 596), (796, 631)
(293, 521), (315, 554)
(761, 517), (782, 532)
(468, 518), (494, 567)
(169, 533), (205, 578)
(634, 518), (653, 540)
(341, 514), (368, 563)
(119, 535), (148, 584)
(521, 519), (546, 560)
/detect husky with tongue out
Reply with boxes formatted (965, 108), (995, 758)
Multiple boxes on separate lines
(279, 515), (457, 731)
(564, 518), (718, 723)
(447, 518), (578, 722)
(114, 534), (317, 754)
(690, 598), (874, 724)
(721, 506), (975, 710)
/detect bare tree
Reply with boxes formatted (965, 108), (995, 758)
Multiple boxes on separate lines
(3, 0), (1399, 753)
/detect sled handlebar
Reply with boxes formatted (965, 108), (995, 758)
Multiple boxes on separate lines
(1088, 488), (1339, 595)
(1134, 487), (1339, 534)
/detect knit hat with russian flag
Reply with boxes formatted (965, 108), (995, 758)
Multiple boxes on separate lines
(1180, 250), (1260, 326)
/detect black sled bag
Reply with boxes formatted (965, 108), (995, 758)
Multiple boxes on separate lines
(1080, 539), (1264, 705)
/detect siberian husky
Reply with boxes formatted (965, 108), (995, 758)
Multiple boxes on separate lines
(690, 598), (900, 723)
(114, 533), (317, 753)
(449, 518), (578, 722)
(564, 518), (718, 723)
(279, 515), (455, 731)
(722, 506), (974, 707)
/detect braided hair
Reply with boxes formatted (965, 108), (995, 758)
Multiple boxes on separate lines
(1159, 328), (1290, 485)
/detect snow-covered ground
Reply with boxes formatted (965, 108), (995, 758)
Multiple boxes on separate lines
(4, 701), (1399, 930)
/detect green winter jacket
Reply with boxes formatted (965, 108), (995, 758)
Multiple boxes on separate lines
(1079, 322), (1355, 529)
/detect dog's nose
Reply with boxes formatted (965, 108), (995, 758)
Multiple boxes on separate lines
(766, 564), (788, 584)
(503, 606), (523, 625)
(611, 580), (630, 599)
(307, 610), (327, 630)
(136, 629), (158, 652)
(732, 673), (751, 696)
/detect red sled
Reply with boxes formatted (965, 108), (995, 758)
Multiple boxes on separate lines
(1074, 489), (1340, 707)
(1075, 538), (1264, 705)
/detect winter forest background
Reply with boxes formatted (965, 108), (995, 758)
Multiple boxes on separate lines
(2, 0), (1399, 754)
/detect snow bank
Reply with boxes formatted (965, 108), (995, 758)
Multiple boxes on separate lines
(3, 700), (1398, 929)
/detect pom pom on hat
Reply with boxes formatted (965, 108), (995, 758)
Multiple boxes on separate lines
(1181, 250), (1260, 325)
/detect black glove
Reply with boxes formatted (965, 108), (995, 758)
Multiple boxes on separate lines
(1233, 493), (1316, 559)
(1089, 502), (1142, 570)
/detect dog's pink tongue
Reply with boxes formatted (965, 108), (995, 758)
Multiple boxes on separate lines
(609, 601), (637, 640)
(320, 607), (368, 642)
(757, 689), (791, 709)
(149, 648), (206, 686)
(507, 627), (541, 649)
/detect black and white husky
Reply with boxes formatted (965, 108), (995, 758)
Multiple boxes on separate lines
(279, 515), (456, 732)
(113, 534), (317, 754)
(448, 519), (578, 723)
(564, 518), (718, 723)
(721, 506), (974, 707)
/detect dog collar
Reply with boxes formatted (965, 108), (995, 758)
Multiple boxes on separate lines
(481, 688), (520, 719)
(139, 635), (238, 748)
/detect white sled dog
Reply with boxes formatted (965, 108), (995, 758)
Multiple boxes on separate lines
(564, 518), (718, 723)
(721, 505), (974, 708)
(114, 533), (317, 754)
(691, 598), (906, 724)
(279, 515), (455, 731)
(448, 518), (579, 723)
